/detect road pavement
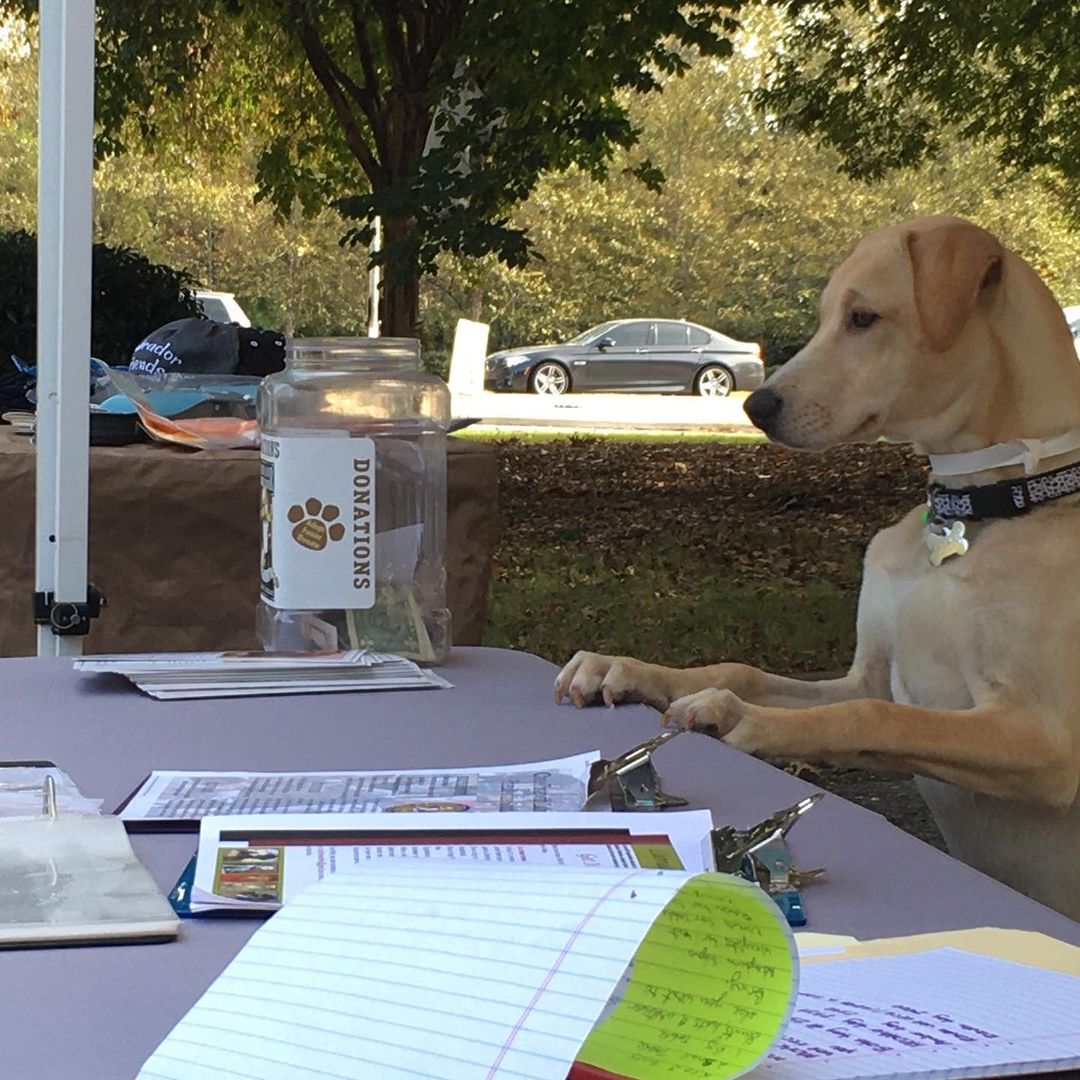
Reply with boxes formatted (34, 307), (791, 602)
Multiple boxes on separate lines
(451, 388), (759, 434)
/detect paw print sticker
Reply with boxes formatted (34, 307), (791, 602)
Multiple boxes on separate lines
(288, 498), (346, 551)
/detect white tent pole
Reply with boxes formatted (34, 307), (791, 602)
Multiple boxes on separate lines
(34, 0), (96, 656)
(367, 216), (381, 337)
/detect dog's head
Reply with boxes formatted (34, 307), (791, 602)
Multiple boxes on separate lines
(744, 215), (1076, 452)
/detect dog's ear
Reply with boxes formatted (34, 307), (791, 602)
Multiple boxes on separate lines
(905, 221), (1004, 353)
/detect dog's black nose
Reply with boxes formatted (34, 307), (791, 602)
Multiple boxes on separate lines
(744, 387), (784, 430)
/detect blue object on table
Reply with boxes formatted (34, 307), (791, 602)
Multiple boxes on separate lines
(168, 854), (197, 917)
(740, 838), (814, 927)
(97, 391), (215, 417)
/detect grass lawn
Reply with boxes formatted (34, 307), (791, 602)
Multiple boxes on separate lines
(486, 542), (857, 674)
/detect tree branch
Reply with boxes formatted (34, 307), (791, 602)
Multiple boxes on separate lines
(371, 0), (410, 89)
(345, 0), (388, 151)
(292, 3), (385, 187)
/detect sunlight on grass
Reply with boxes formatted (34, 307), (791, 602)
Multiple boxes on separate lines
(486, 547), (857, 675)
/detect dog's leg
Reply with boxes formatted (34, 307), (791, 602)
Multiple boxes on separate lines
(663, 691), (1078, 808)
(554, 651), (886, 711)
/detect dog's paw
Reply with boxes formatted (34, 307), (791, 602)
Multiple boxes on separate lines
(664, 690), (791, 758)
(663, 688), (744, 737)
(554, 651), (671, 710)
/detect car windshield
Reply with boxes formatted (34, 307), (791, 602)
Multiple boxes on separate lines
(566, 321), (620, 345)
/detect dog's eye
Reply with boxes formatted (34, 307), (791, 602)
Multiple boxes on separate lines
(849, 310), (881, 330)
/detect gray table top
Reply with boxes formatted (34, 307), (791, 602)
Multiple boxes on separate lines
(1, 647), (1078, 1080)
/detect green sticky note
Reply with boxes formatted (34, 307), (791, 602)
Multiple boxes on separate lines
(575, 873), (798, 1079)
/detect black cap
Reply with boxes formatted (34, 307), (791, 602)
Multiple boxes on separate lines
(130, 318), (286, 378)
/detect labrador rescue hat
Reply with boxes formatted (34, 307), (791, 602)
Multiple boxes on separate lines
(130, 318), (286, 378)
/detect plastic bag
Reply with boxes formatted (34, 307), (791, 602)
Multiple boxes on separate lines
(90, 360), (262, 450)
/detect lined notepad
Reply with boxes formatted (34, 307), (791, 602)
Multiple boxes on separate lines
(138, 864), (1080, 1080)
(760, 947), (1080, 1079)
(138, 865), (797, 1080)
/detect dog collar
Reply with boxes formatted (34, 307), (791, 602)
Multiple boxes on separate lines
(928, 458), (1080, 523)
(927, 429), (1080, 477)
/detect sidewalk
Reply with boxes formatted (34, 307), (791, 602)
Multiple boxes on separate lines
(451, 388), (758, 434)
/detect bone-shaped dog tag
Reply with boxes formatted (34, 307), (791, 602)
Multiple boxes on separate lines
(926, 520), (969, 566)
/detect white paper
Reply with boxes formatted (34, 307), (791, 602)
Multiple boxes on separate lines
(377, 522), (423, 582)
(189, 808), (715, 913)
(759, 947), (1080, 1078)
(119, 752), (599, 822)
(262, 434), (376, 611)
(75, 650), (451, 700)
(139, 864), (792, 1080)
(795, 931), (860, 957)
(136, 668), (452, 699)
(74, 649), (376, 673)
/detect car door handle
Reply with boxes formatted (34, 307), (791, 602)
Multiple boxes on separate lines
(634, 348), (649, 353)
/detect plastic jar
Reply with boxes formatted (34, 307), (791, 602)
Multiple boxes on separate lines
(257, 337), (451, 662)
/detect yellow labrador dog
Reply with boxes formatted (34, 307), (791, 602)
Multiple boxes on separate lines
(556, 216), (1080, 919)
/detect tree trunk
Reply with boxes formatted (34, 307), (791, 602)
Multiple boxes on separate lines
(381, 271), (420, 337)
(379, 217), (421, 337)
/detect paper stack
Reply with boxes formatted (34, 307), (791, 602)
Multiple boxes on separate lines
(179, 807), (717, 915)
(74, 650), (452, 700)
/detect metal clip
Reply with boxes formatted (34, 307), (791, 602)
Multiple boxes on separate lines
(585, 729), (689, 811)
(42, 774), (57, 819)
(744, 838), (823, 926)
(711, 793), (825, 925)
(711, 792), (823, 872)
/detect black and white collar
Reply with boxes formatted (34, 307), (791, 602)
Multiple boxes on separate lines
(929, 458), (1080, 522)
(919, 430), (1080, 564)
(927, 429), (1080, 523)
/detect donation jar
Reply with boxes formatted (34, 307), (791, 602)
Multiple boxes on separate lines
(257, 337), (451, 662)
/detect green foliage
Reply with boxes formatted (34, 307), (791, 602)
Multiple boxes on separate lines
(754, 1), (1080, 209)
(0, 18), (372, 340)
(329, 0), (745, 282)
(1, 0), (749, 331)
(6, 8), (1080, 362)
(421, 10), (1080, 363)
(0, 229), (197, 365)
(94, 152), (374, 338)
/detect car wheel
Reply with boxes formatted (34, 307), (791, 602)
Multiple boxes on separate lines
(529, 361), (571, 395)
(695, 364), (734, 397)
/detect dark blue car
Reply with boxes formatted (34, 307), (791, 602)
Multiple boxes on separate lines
(484, 318), (765, 396)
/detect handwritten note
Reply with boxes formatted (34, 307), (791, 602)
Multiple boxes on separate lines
(577, 874), (797, 1078)
(138, 864), (796, 1080)
(758, 948), (1080, 1079)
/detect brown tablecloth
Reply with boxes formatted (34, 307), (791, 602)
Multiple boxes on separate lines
(0, 428), (500, 653)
